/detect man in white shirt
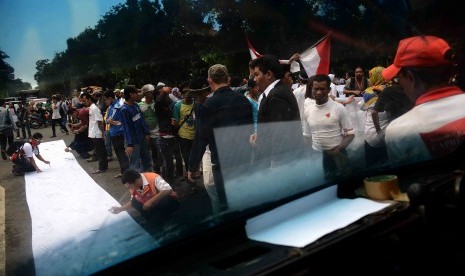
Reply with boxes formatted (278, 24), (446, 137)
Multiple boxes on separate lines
(303, 74), (354, 180)
(82, 92), (108, 174)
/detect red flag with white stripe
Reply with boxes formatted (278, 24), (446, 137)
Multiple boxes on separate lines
(245, 35), (262, 60)
(297, 33), (331, 76)
(245, 32), (331, 77)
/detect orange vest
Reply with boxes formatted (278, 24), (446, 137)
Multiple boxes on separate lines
(130, 173), (159, 204)
(130, 173), (178, 204)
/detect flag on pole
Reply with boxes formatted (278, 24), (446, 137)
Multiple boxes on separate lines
(245, 32), (331, 76)
(245, 35), (262, 60)
(295, 33), (331, 76)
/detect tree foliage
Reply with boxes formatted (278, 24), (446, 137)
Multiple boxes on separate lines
(0, 50), (32, 98)
(28, 0), (464, 95)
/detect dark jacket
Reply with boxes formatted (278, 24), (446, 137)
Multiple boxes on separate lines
(155, 92), (177, 135)
(189, 86), (254, 170)
(256, 81), (303, 167)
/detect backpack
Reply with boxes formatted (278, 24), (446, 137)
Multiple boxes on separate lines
(6, 139), (26, 156)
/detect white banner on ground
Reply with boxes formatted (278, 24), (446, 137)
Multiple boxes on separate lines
(25, 140), (157, 276)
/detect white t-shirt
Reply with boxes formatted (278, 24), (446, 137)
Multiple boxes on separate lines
(330, 83), (338, 98)
(303, 99), (353, 151)
(358, 98), (389, 147)
(141, 174), (172, 191)
(88, 103), (103, 138)
(293, 85), (306, 127)
(51, 101), (61, 119)
(22, 142), (38, 158)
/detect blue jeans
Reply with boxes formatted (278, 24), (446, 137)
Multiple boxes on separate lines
(128, 141), (153, 172)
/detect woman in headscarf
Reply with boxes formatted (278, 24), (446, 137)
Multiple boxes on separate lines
(358, 66), (389, 169)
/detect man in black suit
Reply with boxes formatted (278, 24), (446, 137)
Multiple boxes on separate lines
(187, 64), (254, 211)
(249, 55), (303, 168)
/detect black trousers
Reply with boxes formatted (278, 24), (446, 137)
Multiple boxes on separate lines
(111, 135), (129, 174)
(51, 118), (68, 136)
(92, 138), (108, 171)
(212, 164), (228, 212)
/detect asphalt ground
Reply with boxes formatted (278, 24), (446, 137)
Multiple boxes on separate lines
(0, 124), (212, 275)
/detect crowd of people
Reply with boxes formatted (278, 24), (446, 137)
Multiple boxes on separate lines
(1, 35), (464, 229)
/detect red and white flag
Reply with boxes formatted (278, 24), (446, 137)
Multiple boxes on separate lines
(245, 32), (331, 76)
(295, 33), (331, 76)
(245, 35), (262, 60)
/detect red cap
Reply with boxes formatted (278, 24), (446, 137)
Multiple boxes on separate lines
(382, 36), (453, 80)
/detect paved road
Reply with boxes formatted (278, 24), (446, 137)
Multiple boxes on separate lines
(0, 124), (212, 275)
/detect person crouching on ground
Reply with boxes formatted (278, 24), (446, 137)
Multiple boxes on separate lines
(11, 132), (50, 175)
(108, 169), (180, 227)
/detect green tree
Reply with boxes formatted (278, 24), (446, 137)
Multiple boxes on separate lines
(0, 50), (15, 97)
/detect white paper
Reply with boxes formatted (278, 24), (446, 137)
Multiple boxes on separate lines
(246, 185), (392, 248)
(25, 140), (158, 276)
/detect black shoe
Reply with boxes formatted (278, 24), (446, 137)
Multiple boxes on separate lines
(1, 150), (7, 160)
(50, 135), (56, 138)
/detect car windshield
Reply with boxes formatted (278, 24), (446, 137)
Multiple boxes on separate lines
(1, 0), (464, 275)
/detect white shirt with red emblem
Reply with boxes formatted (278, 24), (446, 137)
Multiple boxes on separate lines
(303, 98), (353, 151)
(385, 86), (465, 166)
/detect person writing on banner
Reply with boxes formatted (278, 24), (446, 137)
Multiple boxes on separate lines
(382, 35), (465, 166)
(109, 169), (179, 230)
(11, 132), (50, 176)
(303, 74), (354, 180)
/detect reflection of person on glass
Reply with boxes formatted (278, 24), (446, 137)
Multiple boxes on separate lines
(383, 36), (465, 166)
(358, 66), (389, 168)
(187, 64), (253, 212)
(303, 74), (354, 180)
(249, 55), (303, 168)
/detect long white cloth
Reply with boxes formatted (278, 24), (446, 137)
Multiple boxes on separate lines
(25, 140), (158, 276)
